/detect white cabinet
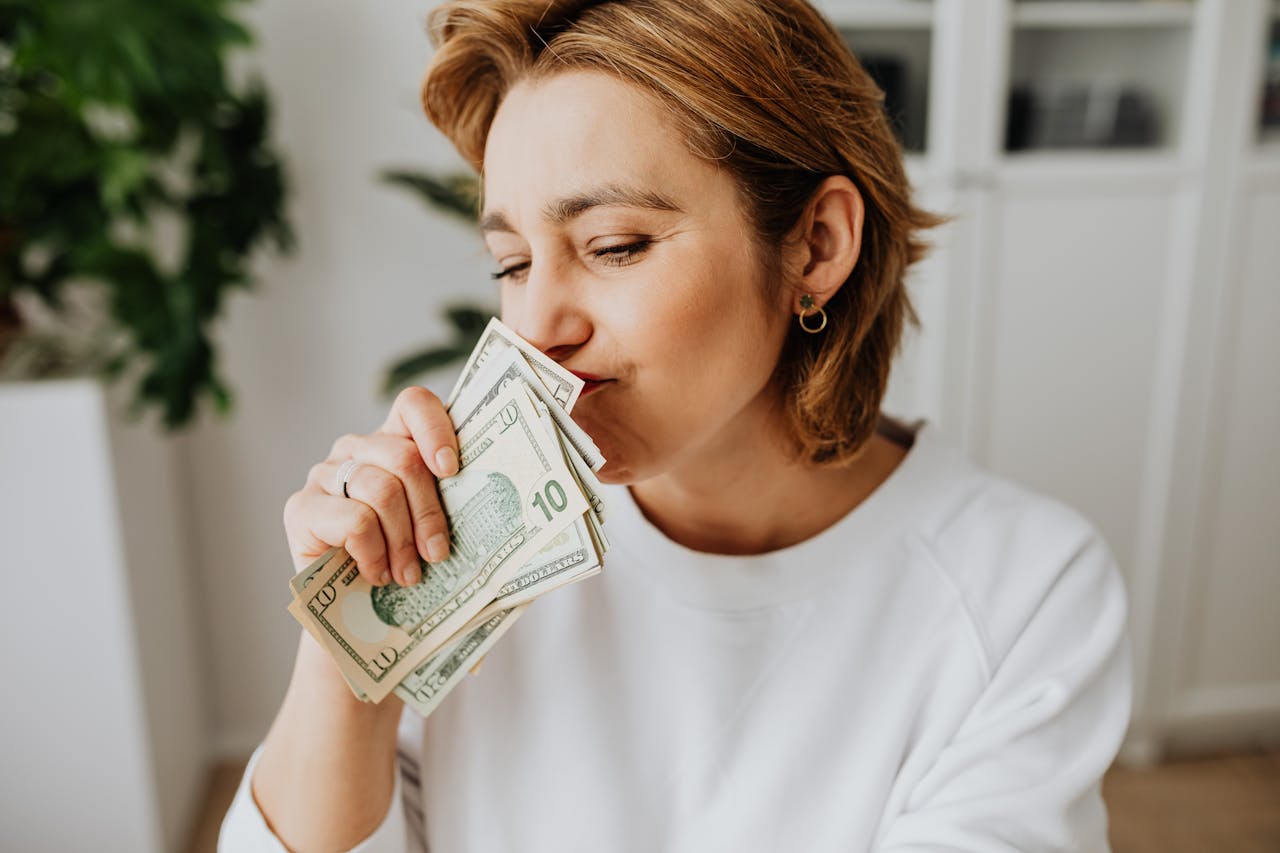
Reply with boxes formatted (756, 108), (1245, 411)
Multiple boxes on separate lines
(819, 0), (1280, 763)
(0, 379), (209, 851)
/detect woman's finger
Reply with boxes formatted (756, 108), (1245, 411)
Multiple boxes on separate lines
(310, 460), (422, 586)
(316, 434), (450, 566)
(283, 490), (393, 586)
(378, 386), (460, 479)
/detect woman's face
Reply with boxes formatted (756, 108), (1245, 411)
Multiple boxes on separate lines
(482, 70), (794, 484)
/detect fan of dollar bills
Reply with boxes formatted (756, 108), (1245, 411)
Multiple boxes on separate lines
(287, 318), (608, 717)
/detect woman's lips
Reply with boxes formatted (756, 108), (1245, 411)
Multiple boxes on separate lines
(568, 370), (612, 397)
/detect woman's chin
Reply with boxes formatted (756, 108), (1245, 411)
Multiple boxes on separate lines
(595, 459), (635, 486)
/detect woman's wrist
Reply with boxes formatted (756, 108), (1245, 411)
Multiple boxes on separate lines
(251, 632), (404, 850)
(288, 629), (405, 724)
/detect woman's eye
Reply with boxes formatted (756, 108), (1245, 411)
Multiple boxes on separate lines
(490, 240), (651, 281)
(490, 261), (530, 281)
(593, 239), (652, 267)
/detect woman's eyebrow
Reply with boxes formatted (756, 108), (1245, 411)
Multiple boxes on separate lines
(480, 184), (683, 234)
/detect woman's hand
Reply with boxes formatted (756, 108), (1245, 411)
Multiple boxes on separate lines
(284, 386), (461, 587)
(278, 385), (460, 708)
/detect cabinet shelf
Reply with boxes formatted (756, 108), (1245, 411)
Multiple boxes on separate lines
(1013, 1), (1195, 29)
(997, 149), (1186, 188)
(1006, 20), (1190, 152)
(1245, 152), (1280, 182)
(836, 24), (932, 153)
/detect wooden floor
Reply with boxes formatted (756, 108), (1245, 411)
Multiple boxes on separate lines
(187, 748), (1280, 852)
(1103, 747), (1280, 853)
(186, 761), (249, 853)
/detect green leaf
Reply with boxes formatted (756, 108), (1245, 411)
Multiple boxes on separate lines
(379, 169), (480, 225)
(379, 303), (494, 396)
(375, 167), (489, 401)
(382, 345), (472, 396)
(99, 146), (149, 211)
(444, 304), (491, 339)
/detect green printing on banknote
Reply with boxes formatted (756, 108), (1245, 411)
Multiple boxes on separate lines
(397, 609), (515, 704)
(496, 540), (590, 599)
(369, 471), (520, 625)
(303, 517), (530, 686)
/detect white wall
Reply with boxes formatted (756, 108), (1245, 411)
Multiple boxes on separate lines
(181, 0), (489, 755)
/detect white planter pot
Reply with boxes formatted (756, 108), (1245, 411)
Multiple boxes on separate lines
(0, 377), (208, 853)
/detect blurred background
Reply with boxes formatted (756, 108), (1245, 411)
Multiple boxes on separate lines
(2, 0), (1277, 850)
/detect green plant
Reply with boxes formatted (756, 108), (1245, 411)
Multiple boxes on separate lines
(0, 0), (292, 429)
(378, 168), (492, 397)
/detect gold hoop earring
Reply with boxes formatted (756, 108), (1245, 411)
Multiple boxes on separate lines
(798, 294), (827, 334)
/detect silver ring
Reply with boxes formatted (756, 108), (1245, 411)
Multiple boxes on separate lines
(335, 458), (364, 499)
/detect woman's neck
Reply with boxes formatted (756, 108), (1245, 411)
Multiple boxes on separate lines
(627, 400), (908, 556)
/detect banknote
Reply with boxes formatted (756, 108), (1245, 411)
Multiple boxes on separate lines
(293, 513), (599, 703)
(447, 317), (583, 411)
(288, 591), (370, 700)
(555, 426), (609, 554)
(473, 514), (602, 620)
(393, 605), (526, 717)
(452, 346), (604, 471)
(288, 316), (609, 714)
(540, 395), (605, 527)
(291, 383), (588, 702)
(290, 546), (337, 599)
(288, 472), (602, 706)
(289, 586), (526, 705)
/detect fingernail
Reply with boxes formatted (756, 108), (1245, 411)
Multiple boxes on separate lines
(436, 447), (458, 476)
(427, 533), (449, 563)
(378, 570), (391, 586)
(403, 562), (421, 585)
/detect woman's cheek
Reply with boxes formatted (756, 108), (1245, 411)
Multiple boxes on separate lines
(625, 283), (706, 362)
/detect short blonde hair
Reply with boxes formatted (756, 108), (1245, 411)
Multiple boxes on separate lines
(422, 0), (946, 465)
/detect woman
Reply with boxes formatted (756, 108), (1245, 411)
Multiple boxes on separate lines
(221, 0), (1132, 850)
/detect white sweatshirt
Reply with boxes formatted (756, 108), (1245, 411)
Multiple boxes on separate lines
(220, 416), (1132, 852)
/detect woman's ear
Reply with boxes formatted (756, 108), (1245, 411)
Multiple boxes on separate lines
(783, 175), (864, 313)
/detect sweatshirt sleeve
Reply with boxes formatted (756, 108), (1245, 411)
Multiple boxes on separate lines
(876, 521), (1134, 852)
(217, 740), (411, 853)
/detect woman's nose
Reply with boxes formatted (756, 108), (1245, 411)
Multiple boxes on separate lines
(507, 260), (591, 359)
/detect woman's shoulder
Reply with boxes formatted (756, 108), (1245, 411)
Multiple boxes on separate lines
(863, 417), (1102, 545)
(905, 428), (1127, 673)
